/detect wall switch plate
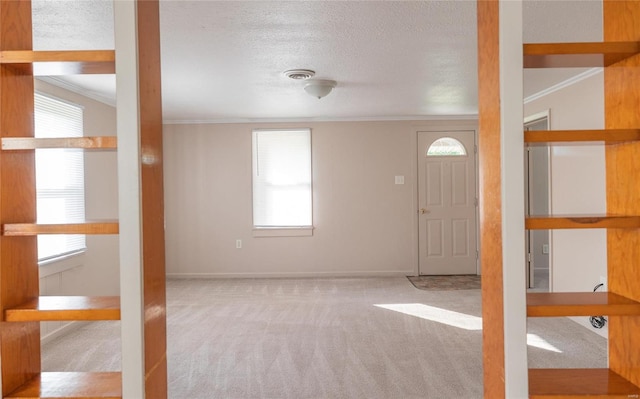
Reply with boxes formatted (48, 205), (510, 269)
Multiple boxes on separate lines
(394, 175), (405, 185)
(542, 244), (549, 254)
(236, 239), (242, 249)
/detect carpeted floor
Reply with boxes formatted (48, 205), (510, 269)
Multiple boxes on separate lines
(408, 275), (481, 290)
(41, 277), (606, 399)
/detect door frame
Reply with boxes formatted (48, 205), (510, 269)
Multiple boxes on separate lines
(414, 128), (480, 276)
(524, 110), (553, 291)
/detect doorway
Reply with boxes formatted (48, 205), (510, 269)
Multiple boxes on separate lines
(417, 131), (478, 275)
(524, 115), (551, 291)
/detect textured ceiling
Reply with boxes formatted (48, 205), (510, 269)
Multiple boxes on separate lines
(31, 0), (603, 123)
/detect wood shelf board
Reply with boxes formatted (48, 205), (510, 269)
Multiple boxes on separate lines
(5, 372), (121, 399)
(525, 129), (640, 144)
(524, 41), (640, 68)
(529, 368), (640, 398)
(525, 215), (640, 230)
(2, 221), (119, 236)
(527, 292), (640, 317)
(2, 137), (117, 150)
(0, 50), (115, 75)
(5, 296), (120, 322)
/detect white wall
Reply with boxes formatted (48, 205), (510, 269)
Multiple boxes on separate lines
(524, 71), (608, 337)
(163, 120), (477, 277)
(35, 80), (119, 339)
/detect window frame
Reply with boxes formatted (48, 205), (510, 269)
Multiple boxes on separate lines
(34, 92), (87, 262)
(251, 128), (314, 237)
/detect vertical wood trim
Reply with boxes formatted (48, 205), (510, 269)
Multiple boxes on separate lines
(603, 0), (640, 387)
(137, 1), (168, 397)
(477, 1), (505, 397)
(0, 0), (41, 395)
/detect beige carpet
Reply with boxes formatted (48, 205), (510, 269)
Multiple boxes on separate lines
(407, 275), (481, 290)
(41, 277), (606, 398)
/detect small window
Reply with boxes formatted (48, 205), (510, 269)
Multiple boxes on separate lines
(35, 93), (86, 261)
(252, 129), (312, 229)
(426, 137), (467, 157)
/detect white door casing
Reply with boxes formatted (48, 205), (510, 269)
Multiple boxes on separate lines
(418, 131), (478, 275)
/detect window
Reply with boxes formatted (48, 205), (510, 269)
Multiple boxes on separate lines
(252, 129), (312, 231)
(35, 93), (86, 261)
(426, 137), (467, 157)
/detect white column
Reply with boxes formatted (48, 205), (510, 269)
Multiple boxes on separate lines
(114, 1), (146, 397)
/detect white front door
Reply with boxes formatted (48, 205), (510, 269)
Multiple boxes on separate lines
(418, 131), (477, 275)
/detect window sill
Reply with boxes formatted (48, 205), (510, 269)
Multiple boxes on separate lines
(39, 250), (86, 278)
(252, 227), (314, 237)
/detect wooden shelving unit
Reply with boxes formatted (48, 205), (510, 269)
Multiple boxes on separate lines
(528, 369), (640, 399)
(0, 1), (167, 398)
(525, 215), (640, 230)
(5, 296), (120, 322)
(2, 136), (117, 150)
(2, 222), (119, 236)
(525, 129), (640, 145)
(5, 372), (121, 399)
(521, 2), (640, 397)
(527, 292), (640, 317)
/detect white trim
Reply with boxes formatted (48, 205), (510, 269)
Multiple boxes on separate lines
(163, 114), (479, 125)
(167, 271), (412, 279)
(38, 251), (85, 278)
(524, 68), (603, 104)
(524, 109), (550, 125)
(41, 321), (86, 345)
(252, 227), (313, 237)
(36, 77), (116, 107)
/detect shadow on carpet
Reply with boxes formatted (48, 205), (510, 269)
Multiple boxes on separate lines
(407, 275), (481, 290)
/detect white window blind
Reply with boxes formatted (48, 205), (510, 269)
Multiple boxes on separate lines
(34, 93), (86, 261)
(252, 129), (312, 227)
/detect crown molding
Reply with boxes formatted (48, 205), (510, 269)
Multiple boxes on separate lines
(524, 67), (603, 104)
(36, 77), (116, 107)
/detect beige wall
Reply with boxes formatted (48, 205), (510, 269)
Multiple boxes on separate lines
(35, 80), (119, 339)
(524, 71), (607, 337)
(164, 120), (477, 277)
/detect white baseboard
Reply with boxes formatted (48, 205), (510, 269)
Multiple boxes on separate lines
(41, 321), (87, 345)
(166, 270), (412, 279)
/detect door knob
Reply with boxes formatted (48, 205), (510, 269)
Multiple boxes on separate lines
(419, 208), (429, 215)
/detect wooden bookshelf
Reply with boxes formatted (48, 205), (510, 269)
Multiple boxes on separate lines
(527, 292), (640, 317)
(524, 41), (640, 68)
(5, 296), (120, 322)
(525, 215), (640, 230)
(529, 368), (640, 398)
(0, 50), (115, 75)
(2, 221), (119, 236)
(525, 129), (640, 144)
(5, 372), (121, 399)
(2, 136), (117, 150)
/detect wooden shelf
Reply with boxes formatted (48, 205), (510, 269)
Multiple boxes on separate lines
(525, 215), (640, 229)
(2, 221), (119, 236)
(529, 368), (640, 398)
(0, 50), (115, 75)
(525, 129), (640, 144)
(5, 296), (120, 322)
(527, 292), (640, 317)
(2, 136), (117, 150)
(524, 41), (640, 68)
(5, 372), (121, 398)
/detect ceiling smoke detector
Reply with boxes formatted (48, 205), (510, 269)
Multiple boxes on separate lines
(283, 69), (315, 80)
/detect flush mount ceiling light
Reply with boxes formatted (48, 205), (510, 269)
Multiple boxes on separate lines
(283, 69), (315, 80)
(304, 79), (337, 99)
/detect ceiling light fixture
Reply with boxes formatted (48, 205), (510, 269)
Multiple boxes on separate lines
(283, 69), (315, 80)
(304, 79), (337, 99)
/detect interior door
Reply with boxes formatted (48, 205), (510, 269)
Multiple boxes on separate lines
(418, 131), (477, 275)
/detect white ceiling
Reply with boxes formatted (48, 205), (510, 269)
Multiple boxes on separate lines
(31, 0), (603, 123)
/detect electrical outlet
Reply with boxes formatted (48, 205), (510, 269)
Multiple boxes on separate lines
(236, 239), (242, 249)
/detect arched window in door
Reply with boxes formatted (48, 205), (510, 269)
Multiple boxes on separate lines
(426, 137), (467, 157)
